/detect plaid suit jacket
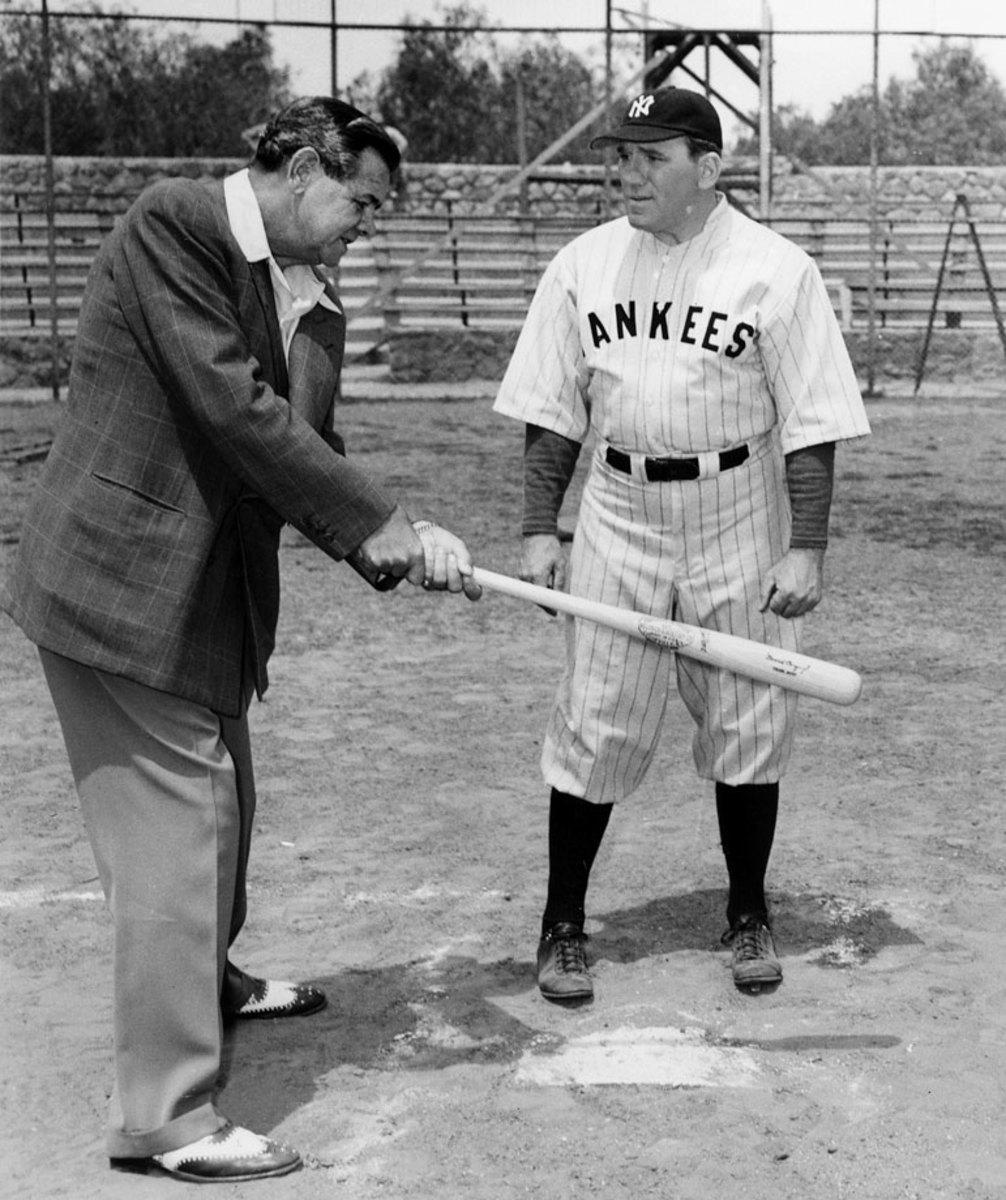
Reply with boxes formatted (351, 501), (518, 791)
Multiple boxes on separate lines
(2, 178), (395, 717)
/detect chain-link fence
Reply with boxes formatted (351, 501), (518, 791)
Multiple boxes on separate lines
(3, 4), (1006, 394)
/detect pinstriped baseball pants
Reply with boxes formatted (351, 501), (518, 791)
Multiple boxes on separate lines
(542, 435), (801, 803)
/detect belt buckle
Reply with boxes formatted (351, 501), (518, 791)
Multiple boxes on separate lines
(645, 455), (699, 482)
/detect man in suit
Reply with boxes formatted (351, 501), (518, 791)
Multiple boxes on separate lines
(2, 96), (481, 1183)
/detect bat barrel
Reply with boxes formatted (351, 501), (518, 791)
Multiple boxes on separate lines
(471, 566), (863, 706)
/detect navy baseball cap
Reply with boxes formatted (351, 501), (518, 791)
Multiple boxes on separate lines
(590, 87), (723, 151)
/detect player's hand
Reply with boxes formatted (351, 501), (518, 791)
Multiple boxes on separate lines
(759, 547), (825, 619)
(520, 533), (566, 615)
(356, 504), (426, 585)
(412, 520), (482, 600)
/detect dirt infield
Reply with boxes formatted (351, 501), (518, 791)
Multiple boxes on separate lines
(1, 385), (1004, 1200)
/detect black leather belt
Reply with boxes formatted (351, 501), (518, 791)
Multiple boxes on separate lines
(605, 443), (749, 482)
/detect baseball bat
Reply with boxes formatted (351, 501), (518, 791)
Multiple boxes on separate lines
(471, 567), (862, 706)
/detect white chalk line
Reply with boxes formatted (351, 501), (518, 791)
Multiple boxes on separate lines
(0, 882), (507, 912)
(0, 886), (103, 910)
(341, 885), (508, 908)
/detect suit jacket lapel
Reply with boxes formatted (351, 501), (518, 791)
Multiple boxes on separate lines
(288, 299), (345, 428)
(248, 259), (289, 399)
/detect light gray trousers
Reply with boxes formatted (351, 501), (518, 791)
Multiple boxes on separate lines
(40, 648), (258, 1159)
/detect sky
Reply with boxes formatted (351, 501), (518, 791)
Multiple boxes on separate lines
(32, 1), (1006, 135)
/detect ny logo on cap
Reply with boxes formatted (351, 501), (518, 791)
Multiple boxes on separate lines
(628, 93), (655, 119)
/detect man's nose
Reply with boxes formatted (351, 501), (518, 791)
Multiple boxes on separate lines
(357, 207), (376, 238)
(618, 149), (644, 179)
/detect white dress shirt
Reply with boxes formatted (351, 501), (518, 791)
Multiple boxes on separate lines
(223, 168), (339, 362)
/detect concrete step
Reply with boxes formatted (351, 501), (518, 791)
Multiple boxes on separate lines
(339, 244), (388, 378)
(341, 358), (390, 382)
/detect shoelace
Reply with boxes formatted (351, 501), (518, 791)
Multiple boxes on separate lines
(553, 932), (588, 974)
(723, 921), (772, 961)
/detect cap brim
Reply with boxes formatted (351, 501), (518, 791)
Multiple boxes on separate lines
(589, 126), (689, 149)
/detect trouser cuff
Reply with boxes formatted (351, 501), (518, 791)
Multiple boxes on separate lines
(106, 1101), (225, 1160)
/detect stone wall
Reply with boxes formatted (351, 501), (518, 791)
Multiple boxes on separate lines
(386, 326), (1006, 387)
(393, 161), (1006, 221)
(5, 155), (1006, 220)
(0, 332), (73, 390)
(765, 162), (1006, 222)
(6, 324), (1001, 390)
(0, 156), (243, 213)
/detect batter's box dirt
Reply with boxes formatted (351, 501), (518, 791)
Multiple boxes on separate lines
(585, 888), (921, 969)
(2, 390), (1004, 1200)
(769, 892), (924, 967)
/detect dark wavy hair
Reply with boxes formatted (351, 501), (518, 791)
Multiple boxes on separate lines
(252, 96), (401, 179)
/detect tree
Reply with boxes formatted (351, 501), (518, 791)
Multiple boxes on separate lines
(814, 88), (886, 166)
(886, 41), (1006, 164)
(733, 103), (826, 164)
(733, 40), (1006, 166)
(1, 4), (115, 154)
(497, 39), (598, 163)
(0, 4), (291, 156)
(148, 27), (292, 158)
(372, 3), (500, 164)
(356, 2), (602, 164)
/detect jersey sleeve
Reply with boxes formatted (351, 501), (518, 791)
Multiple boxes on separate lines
(758, 256), (871, 455)
(492, 251), (591, 442)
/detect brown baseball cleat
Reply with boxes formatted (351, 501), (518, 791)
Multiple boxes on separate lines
(722, 914), (783, 991)
(537, 921), (593, 1002)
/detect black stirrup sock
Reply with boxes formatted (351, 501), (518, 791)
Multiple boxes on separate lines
(541, 788), (613, 934)
(715, 781), (779, 926)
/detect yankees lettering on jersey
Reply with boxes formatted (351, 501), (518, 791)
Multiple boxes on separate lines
(495, 196), (869, 458)
(586, 299), (754, 358)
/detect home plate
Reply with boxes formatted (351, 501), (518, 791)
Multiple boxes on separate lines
(516, 1026), (758, 1088)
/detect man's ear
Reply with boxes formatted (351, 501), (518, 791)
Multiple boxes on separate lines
(698, 151), (723, 190)
(288, 146), (321, 190)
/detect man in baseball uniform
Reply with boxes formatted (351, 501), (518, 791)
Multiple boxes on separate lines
(493, 87), (870, 1001)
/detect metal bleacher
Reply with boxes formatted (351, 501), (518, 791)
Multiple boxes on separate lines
(369, 213), (595, 332)
(4, 189), (1006, 379)
(766, 215), (1006, 330)
(0, 201), (117, 336)
(364, 210), (1006, 343)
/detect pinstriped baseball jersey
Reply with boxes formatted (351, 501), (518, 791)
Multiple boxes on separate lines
(493, 196), (870, 454)
(493, 192), (869, 801)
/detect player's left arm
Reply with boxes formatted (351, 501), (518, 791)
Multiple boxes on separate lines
(758, 251), (869, 620)
(760, 442), (835, 618)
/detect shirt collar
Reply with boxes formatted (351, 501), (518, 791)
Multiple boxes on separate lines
(224, 167), (271, 263)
